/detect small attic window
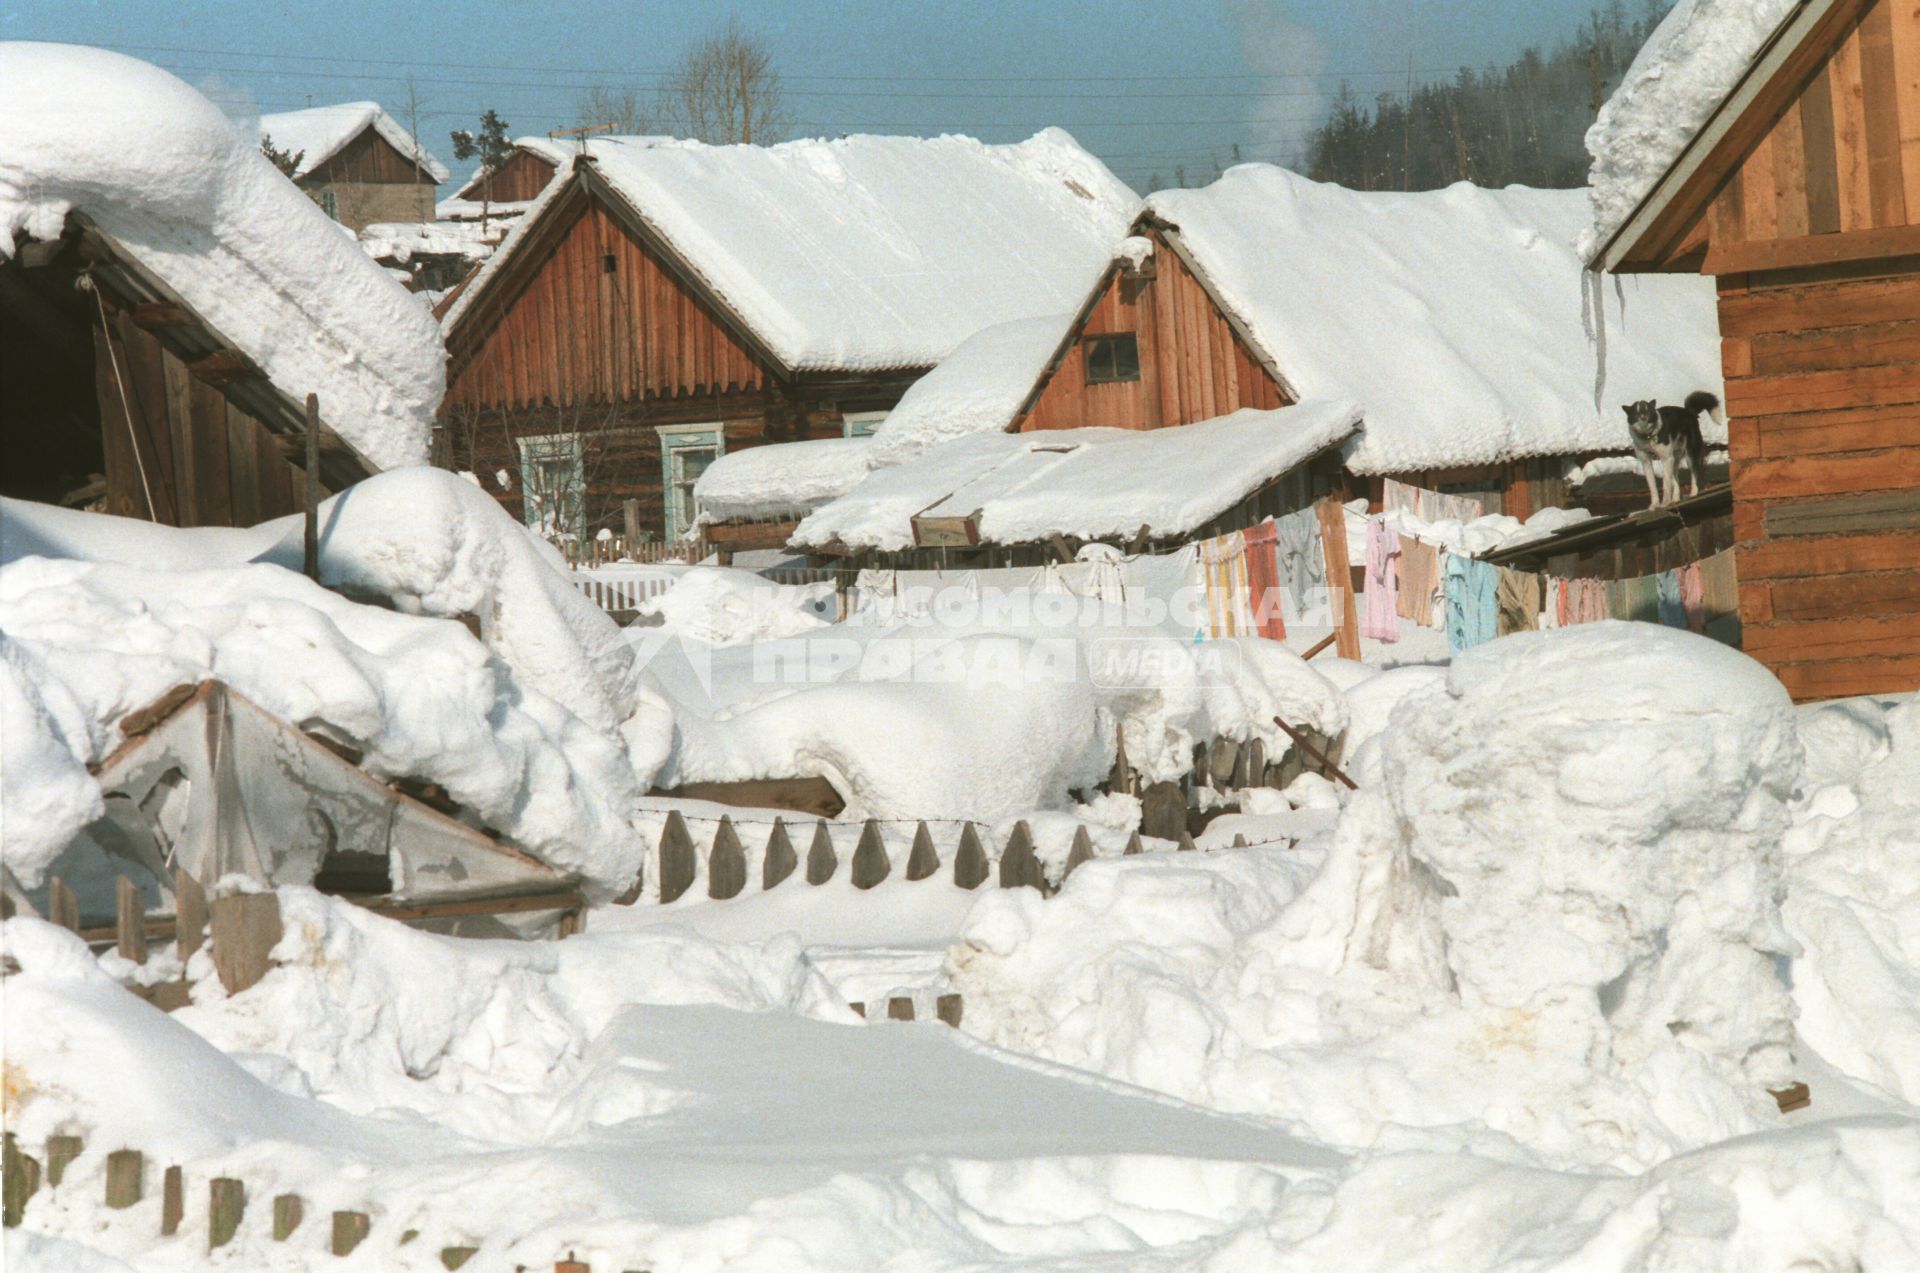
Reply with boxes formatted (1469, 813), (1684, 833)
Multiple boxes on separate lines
(1083, 333), (1140, 385)
(602, 252), (617, 274)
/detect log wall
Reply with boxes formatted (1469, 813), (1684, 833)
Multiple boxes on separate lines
(1018, 227), (1288, 432)
(1720, 259), (1920, 700)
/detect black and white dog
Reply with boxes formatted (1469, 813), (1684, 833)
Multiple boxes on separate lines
(1624, 390), (1722, 507)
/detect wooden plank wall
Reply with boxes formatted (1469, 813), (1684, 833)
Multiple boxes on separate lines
(1019, 228), (1288, 432)
(94, 311), (309, 526)
(465, 150), (559, 202)
(1720, 260), (1920, 700)
(1711, 0), (1920, 245)
(446, 199), (767, 412)
(302, 126), (437, 187)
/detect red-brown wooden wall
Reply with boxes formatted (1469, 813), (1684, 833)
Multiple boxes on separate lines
(1018, 227), (1288, 432)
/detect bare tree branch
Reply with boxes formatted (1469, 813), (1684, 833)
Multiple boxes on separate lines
(655, 18), (793, 145)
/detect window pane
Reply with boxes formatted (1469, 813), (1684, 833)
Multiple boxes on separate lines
(1113, 334), (1140, 380)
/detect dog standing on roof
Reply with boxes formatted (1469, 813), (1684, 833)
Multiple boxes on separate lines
(1624, 390), (1722, 508)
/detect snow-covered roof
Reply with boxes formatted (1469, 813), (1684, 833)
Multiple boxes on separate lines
(447, 128), (1139, 374)
(694, 436), (875, 525)
(258, 100), (450, 183)
(0, 44), (446, 471)
(865, 313), (1078, 467)
(1146, 167), (1724, 475)
(359, 218), (502, 265)
(1583, 0), (1800, 261)
(795, 400), (1360, 552)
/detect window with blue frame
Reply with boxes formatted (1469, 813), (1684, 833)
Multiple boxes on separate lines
(842, 411), (888, 438)
(657, 425), (724, 540)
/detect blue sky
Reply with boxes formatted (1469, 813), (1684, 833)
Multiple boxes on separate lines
(5, 0), (1622, 189)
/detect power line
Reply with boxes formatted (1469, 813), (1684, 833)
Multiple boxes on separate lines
(104, 40), (1470, 84)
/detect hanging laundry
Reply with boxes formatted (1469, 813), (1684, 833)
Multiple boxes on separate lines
(1656, 569), (1686, 628)
(1241, 521), (1287, 641)
(1271, 505), (1327, 624)
(1554, 577), (1571, 628)
(1680, 561), (1706, 634)
(1199, 531), (1253, 638)
(1394, 535), (1442, 627)
(1495, 567), (1543, 637)
(1382, 478), (1488, 526)
(1624, 574), (1663, 624)
(1700, 549), (1739, 626)
(1444, 554), (1499, 654)
(1361, 521), (1402, 643)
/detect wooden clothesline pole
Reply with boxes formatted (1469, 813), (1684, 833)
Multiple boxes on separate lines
(1272, 715), (1358, 790)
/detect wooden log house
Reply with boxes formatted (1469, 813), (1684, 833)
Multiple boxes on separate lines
(1588, 0), (1920, 700)
(3, 215), (384, 526)
(1010, 173), (1727, 519)
(732, 170), (1728, 566)
(257, 102), (448, 233)
(437, 131), (1137, 551)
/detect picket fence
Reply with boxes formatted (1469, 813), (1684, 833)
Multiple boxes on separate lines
(570, 570), (675, 615)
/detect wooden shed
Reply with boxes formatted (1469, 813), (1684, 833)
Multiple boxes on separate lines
(2, 216), (381, 525)
(258, 102), (449, 232)
(1588, 0), (1920, 700)
(439, 132), (1136, 551)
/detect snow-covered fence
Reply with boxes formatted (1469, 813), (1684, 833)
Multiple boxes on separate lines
(620, 809), (1302, 910)
(0, 1129), (613, 1267)
(556, 535), (698, 567)
(569, 569), (675, 616)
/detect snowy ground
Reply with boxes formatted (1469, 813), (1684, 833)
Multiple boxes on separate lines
(7, 497), (1920, 1271)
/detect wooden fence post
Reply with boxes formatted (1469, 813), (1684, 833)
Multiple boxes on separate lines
(1177, 830), (1197, 852)
(44, 1135), (81, 1188)
(935, 993), (964, 1027)
(905, 822), (939, 881)
(1209, 739), (1238, 788)
(175, 870), (208, 960)
(161, 1165), (183, 1235)
(999, 821), (1045, 893)
(657, 811), (696, 904)
(612, 858), (645, 906)
(806, 821), (838, 884)
(272, 1193), (304, 1240)
(1139, 781), (1185, 841)
(1124, 831), (1144, 855)
(1063, 827), (1095, 880)
(851, 819), (889, 890)
(440, 1246), (479, 1269)
(209, 891), (282, 995)
(303, 393), (321, 581)
(555, 1253), (590, 1273)
(104, 1149), (143, 1209)
(48, 877), (79, 933)
(331, 1209), (371, 1256)
(952, 824), (989, 890)
(707, 816), (746, 900)
(887, 997), (915, 1021)
(116, 876), (147, 964)
(208, 1177), (245, 1250)
(762, 817), (796, 889)
(2, 1134), (40, 1227)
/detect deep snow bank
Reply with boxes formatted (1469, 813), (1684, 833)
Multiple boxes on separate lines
(0, 474), (669, 894)
(1785, 693), (1920, 1105)
(953, 624), (1806, 1171)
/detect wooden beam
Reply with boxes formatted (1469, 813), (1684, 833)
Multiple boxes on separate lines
(1702, 224), (1920, 275)
(129, 302), (192, 330)
(186, 348), (263, 386)
(702, 518), (801, 551)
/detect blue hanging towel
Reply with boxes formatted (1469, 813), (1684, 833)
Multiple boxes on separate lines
(1655, 569), (1686, 629)
(1444, 555), (1500, 654)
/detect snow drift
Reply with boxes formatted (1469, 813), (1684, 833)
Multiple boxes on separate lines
(0, 472), (667, 895)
